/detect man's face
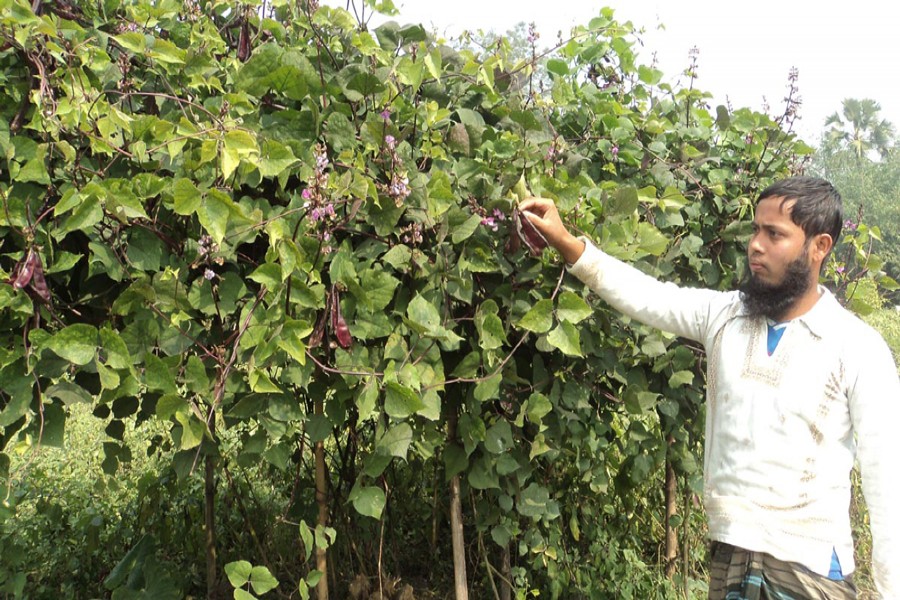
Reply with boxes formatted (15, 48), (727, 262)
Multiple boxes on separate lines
(746, 196), (810, 286)
(740, 196), (815, 319)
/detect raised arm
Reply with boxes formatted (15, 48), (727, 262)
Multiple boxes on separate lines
(517, 197), (726, 343)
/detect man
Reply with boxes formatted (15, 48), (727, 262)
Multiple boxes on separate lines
(519, 177), (899, 599)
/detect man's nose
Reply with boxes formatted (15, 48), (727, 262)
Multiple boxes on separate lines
(748, 233), (764, 255)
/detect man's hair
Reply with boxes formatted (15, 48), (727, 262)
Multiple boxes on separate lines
(757, 176), (843, 245)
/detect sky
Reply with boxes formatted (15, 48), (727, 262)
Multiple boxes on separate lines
(324, 0), (900, 145)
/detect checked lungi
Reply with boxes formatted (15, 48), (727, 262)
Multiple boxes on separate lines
(708, 542), (857, 600)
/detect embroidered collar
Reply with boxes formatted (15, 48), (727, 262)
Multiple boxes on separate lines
(735, 285), (839, 339)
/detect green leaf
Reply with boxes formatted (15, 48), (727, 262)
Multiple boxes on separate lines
(248, 263), (282, 289)
(299, 522), (314, 560)
(0, 365), (33, 427)
(172, 178), (201, 215)
(363, 454), (391, 478)
(221, 129), (259, 179)
(355, 268), (399, 311)
(106, 182), (149, 222)
(258, 139), (298, 178)
(625, 389), (659, 415)
(225, 129), (259, 155)
(384, 382), (424, 419)
(517, 482), (552, 518)
(419, 389), (441, 421)
(368, 198), (405, 237)
(329, 247), (358, 288)
(114, 32), (147, 54)
(382, 244), (412, 270)
(495, 452), (520, 476)
(277, 319), (311, 366)
(484, 420), (513, 454)
(517, 299), (553, 333)
(249, 566), (279, 595)
(52, 188), (83, 217)
(43, 251), (80, 276)
(238, 45), (313, 100)
(156, 394), (188, 420)
(45, 324), (98, 365)
(127, 228), (163, 272)
(349, 483), (386, 519)
(356, 377), (379, 423)
(103, 535), (154, 590)
(199, 189), (234, 243)
(149, 37), (186, 64)
(510, 110), (542, 131)
(99, 327), (132, 368)
(525, 392), (553, 425)
(45, 381), (91, 405)
(557, 292), (592, 324)
(249, 369), (282, 394)
(468, 455), (499, 490)
(396, 56), (424, 90)
(450, 351), (480, 378)
(638, 65), (663, 85)
(17, 157), (50, 184)
(451, 213), (482, 244)
(406, 294), (441, 332)
(144, 353), (177, 393)
(56, 194), (103, 236)
(641, 335), (667, 357)
(491, 523), (513, 547)
(473, 372), (501, 402)
(609, 186), (639, 215)
(637, 222), (669, 256)
(40, 402), (66, 448)
(668, 370), (695, 388)
(424, 47), (442, 79)
(404, 295), (462, 349)
(97, 360), (120, 390)
(546, 321), (582, 356)
(234, 590), (257, 600)
(444, 444), (468, 479)
(176, 412), (208, 450)
(546, 58), (569, 76)
(425, 169), (455, 218)
(224, 561), (252, 588)
(476, 312), (507, 351)
(376, 422), (412, 458)
(132, 173), (167, 199)
(270, 396), (304, 423)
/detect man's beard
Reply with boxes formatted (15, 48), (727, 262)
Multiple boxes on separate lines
(739, 252), (813, 320)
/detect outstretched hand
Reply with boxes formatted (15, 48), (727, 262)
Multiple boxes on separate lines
(518, 197), (586, 265)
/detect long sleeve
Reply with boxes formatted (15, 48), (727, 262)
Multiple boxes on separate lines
(567, 239), (728, 344)
(848, 328), (900, 596)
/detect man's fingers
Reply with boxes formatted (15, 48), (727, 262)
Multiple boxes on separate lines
(518, 197), (554, 218)
(518, 196), (548, 209)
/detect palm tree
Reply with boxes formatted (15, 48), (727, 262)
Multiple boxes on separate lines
(824, 98), (896, 161)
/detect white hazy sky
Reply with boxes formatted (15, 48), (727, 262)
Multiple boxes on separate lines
(325, 0), (900, 145)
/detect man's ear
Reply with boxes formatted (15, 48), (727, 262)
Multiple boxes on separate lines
(811, 233), (834, 263)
